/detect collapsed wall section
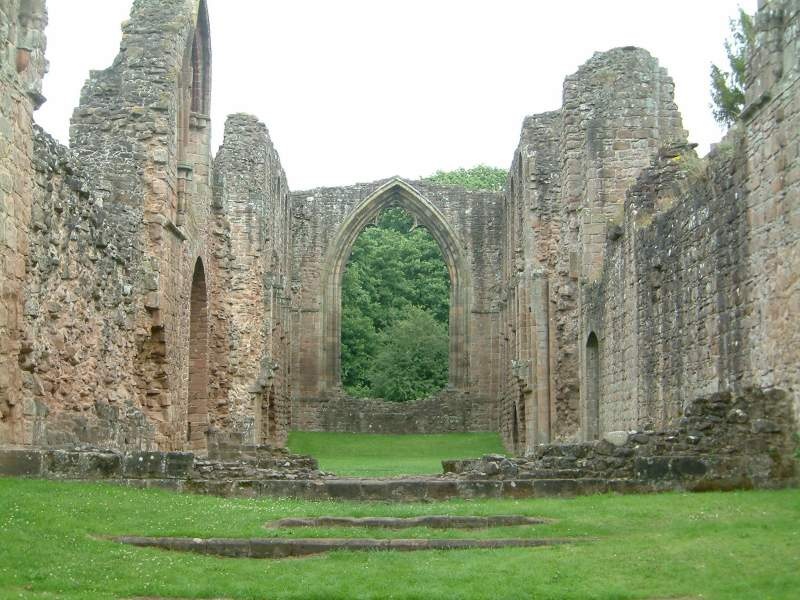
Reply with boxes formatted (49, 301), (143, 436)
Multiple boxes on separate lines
(210, 114), (293, 446)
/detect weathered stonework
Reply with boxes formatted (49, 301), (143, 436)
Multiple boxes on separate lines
(0, 0), (47, 444)
(0, 0), (796, 497)
(293, 389), (493, 434)
(210, 113), (292, 446)
(289, 177), (504, 425)
(498, 1), (799, 453)
(1, 0), (297, 451)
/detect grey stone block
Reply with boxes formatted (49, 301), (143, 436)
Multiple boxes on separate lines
(0, 450), (43, 476)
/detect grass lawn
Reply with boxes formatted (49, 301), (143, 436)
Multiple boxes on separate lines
(287, 431), (506, 477)
(0, 479), (798, 599)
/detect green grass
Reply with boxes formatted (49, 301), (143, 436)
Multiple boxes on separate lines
(287, 431), (506, 477)
(0, 479), (798, 599)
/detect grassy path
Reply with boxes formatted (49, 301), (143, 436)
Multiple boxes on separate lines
(287, 431), (506, 476)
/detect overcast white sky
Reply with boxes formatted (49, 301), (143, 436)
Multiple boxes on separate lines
(36, 0), (756, 190)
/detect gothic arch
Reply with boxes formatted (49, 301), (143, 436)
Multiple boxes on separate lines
(585, 331), (600, 440)
(189, 0), (211, 116)
(320, 178), (472, 393)
(187, 258), (209, 450)
(176, 0), (211, 224)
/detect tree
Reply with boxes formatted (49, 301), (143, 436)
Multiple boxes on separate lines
(423, 165), (508, 192)
(341, 207), (450, 398)
(710, 9), (755, 127)
(367, 307), (449, 402)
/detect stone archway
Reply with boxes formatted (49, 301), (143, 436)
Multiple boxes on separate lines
(187, 258), (209, 451)
(320, 179), (472, 393)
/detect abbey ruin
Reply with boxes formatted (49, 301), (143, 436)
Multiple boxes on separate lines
(0, 0), (797, 492)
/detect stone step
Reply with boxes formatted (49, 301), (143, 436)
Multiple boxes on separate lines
(121, 476), (674, 501)
(112, 535), (580, 558)
(265, 515), (548, 529)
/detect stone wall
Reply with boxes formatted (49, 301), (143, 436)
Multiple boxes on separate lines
(210, 114), (293, 446)
(2, 0), (294, 453)
(67, 0), (215, 450)
(0, 0), (47, 444)
(498, 48), (687, 451)
(289, 178), (504, 428)
(292, 389), (493, 434)
(449, 387), (797, 492)
(20, 128), (154, 448)
(578, 0), (799, 437)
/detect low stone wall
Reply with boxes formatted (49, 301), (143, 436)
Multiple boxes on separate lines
(2, 388), (795, 501)
(446, 388), (798, 490)
(0, 445), (322, 481)
(291, 389), (494, 434)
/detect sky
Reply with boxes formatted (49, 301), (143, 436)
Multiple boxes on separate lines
(36, 0), (756, 191)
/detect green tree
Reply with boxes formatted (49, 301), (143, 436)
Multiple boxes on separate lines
(367, 307), (449, 402)
(423, 165), (507, 192)
(710, 8), (755, 127)
(341, 207), (450, 398)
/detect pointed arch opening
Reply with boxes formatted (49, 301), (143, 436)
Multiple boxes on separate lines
(585, 331), (600, 440)
(187, 258), (209, 451)
(321, 179), (472, 394)
(175, 0), (211, 225)
(340, 205), (450, 400)
(190, 0), (211, 116)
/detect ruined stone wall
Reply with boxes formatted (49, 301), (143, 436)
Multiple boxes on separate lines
(498, 112), (561, 453)
(289, 178), (504, 431)
(0, 0), (235, 451)
(20, 128), (154, 448)
(211, 114), (292, 446)
(65, 0), (215, 450)
(741, 0), (799, 422)
(452, 387), (797, 492)
(0, 0), (46, 444)
(580, 0), (799, 435)
(499, 48), (686, 451)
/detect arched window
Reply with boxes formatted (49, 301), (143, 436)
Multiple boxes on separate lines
(190, 1), (211, 115)
(585, 332), (600, 440)
(187, 259), (209, 450)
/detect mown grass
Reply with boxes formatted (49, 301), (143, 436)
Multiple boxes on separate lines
(287, 431), (506, 477)
(0, 479), (798, 599)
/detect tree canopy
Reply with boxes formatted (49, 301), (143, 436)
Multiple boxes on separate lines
(710, 9), (755, 127)
(423, 165), (507, 192)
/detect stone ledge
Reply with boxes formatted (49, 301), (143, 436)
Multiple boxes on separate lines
(265, 515), (548, 529)
(112, 535), (580, 558)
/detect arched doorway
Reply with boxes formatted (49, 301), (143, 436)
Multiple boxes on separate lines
(320, 179), (472, 393)
(585, 332), (600, 440)
(187, 258), (209, 451)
